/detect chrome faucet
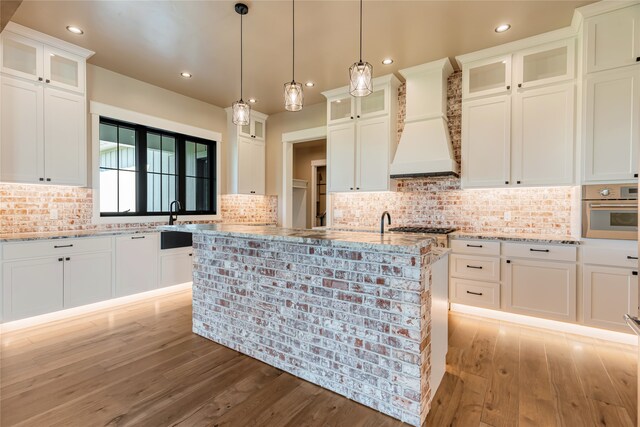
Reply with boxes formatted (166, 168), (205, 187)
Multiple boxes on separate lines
(169, 200), (181, 225)
(380, 211), (391, 234)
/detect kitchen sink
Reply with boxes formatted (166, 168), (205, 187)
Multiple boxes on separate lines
(160, 231), (193, 249)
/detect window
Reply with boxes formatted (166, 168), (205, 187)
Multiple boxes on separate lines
(98, 117), (216, 216)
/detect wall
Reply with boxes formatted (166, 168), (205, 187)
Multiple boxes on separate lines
(0, 65), (277, 234)
(331, 72), (580, 237)
(293, 139), (327, 228)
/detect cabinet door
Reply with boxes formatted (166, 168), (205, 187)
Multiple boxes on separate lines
(461, 95), (511, 188)
(462, 55), (512, 99)
(584, 265), (638, 332)
(515, 39), (575, 89)
(44, 46), (85, 93)
(584, 67), (640, 182)
(115, 234), (159, 297)
(512, 83), (574, 186)
(357, 87), (387, 119)
(0, 32), (43, 82)
(0, 76), (44, 183)
(237, 137), (265, 195)
(43, 88), (86, 186)
(585, 5), (640, 73)
(64, 252), (112, 308)
(327, 95), (355, 125)
(327, 123), (356, 192)
(356, 117), (389, 191)
(504, 258), (576, 321)
(160, 251), (193, 287)
(252, 117), (265, 141)
(2, 257), (64, 321)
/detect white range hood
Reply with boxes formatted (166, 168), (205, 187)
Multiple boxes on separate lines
(390, 58), (459, 178)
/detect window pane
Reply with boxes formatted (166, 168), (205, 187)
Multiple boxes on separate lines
(99, 124), (118, 169)
(162, 174), (177, 212)
(186, 141), (209, 177)
(186, 177), (209, 211)
(162, 136), (176, 174)
(147, 173), (161, 212)
(147, 133), (161, 173)
(118, 171), (137, 213)
(118, 127), (136, 170)
(99, 168), (118, 212)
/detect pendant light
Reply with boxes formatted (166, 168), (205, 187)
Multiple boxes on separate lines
(232, 3), (250, 126)
(349, 0), (372, 97)
(284, 0), (303, 111)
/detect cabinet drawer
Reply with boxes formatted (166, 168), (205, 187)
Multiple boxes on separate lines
(502, 242), (576, 262)
(583, 246), (638, 269)
(450, 239), (500, 256)
(450, 278), (500, 308)
(450, 254), (500, 281)
(2, 237), (113, 261)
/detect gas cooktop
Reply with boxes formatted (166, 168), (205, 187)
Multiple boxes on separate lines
(387, 227), (457, 234)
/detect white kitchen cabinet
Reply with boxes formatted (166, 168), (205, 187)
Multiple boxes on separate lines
(0, 31), (43, 82)
(583, 265), (638, 332)
(462, 55), (512, 99)
(512, 83), (575, 186)
(160, 248), (193, 288)
(326, 86), (390, 126)
(504, 257), (577, 321)
(64, 251), (112, 308)
(461, 95), (511, 188)
(583, 66), (640, 182)
(584, 4), (640, 74)
(327, 123), (356, 192)
(237, 136), (265, 195)
(356, 116), (391, 191)
(115, 234), (159, 297)
(2, 257), (64, 321)
(514, 39), (575, 90)
(225, 109), (267, 195)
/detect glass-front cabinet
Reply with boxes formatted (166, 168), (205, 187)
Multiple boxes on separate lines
(44, 46), (84, 93)
(514, 39), (575, 90)
(328, 95), (355, 124)
(327, 86), (389, 125)
(462, 55), (512, 99)
(238, 115), (266, 141)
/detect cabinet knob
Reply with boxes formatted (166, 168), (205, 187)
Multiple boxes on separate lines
(65, 257), (70, 261)
(356, 187), (360, 190)
(506, 260), (511, 264)
(46, 178), (51, 182)
(357, 115), (360, 118)
(516, 181), (521, 184)
(505, 180), (509, 184)
(350, 187), (354, 190)
(38, 77), (43, 82)
(250, 190), (256, 194)
(506, 85), (510, 90)
(635, 173), (638, 178)
(350, 116), (354, 120)
(39, 177), (44, 181)
(633, 271), (638, 276)
(46, 79), (50, 83)
(518, 83), (522, 88)
(58, 258), (63, 262)
(637, 57), (640, 62)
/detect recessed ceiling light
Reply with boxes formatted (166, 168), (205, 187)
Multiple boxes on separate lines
(382, 58), (394, 65)
(305, 82), (315, 87)
(248, 98), (257, 103)
(180, 72), (192, 78)
(66, 26), (84, 35)
(495, 24), (511, 33)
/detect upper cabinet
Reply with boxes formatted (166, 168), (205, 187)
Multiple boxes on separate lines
(582, 4), (640, 184)
(458, 37), (576, 188)
(0, 23), (93, 186)
(322, 74), (400, 193)
(584, 4), (640, 74)
(225, 109), (267, 195)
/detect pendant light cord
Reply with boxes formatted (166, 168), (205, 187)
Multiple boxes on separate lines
(292, 0), (295, 82)
(359, 0), (363, 62)
(240, 13), (244, 100)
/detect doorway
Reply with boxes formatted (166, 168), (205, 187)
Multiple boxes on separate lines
(291, 139), (326, 229)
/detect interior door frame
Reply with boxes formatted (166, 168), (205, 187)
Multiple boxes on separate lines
(281, 126), (328, 228)
(310, 159), (327, 228)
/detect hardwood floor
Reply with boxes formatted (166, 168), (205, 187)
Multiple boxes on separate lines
(0, 289), (636, 427)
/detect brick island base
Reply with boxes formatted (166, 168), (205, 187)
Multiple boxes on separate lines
(185, 225), (448, 426)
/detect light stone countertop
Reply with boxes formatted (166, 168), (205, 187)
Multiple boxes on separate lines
(450, 231), (582, 245)
(160, 224), (439, 254)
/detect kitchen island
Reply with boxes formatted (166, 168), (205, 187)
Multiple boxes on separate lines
(161, 224), (449, 426)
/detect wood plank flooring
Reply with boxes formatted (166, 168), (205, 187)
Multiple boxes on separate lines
(0, 289), (636, 427)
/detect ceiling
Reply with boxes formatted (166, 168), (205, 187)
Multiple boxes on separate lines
(11, 0), (594, 115)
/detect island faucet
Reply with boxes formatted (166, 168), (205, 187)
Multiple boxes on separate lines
(169, 200), (181, 225)
(380, 211), (391, 234)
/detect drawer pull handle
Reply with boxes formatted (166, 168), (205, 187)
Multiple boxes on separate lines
(131, 236), (146, 239)
(627, 256), (638, 260)
(466, 290), (483, 296)
(530, 248), (550, 253)
(466, 265), (483, 269)
(466, 244), (483, 248)
(54, 244), (73, 248)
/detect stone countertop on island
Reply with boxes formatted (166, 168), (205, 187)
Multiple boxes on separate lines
(450, 231), (581, 245)
(160, 224), (439, 254)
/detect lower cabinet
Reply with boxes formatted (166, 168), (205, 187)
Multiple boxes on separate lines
(64, 251), (112, 308)
(504, 258), (577, 321)
(115, 234), (159, 297)
(583, 265), (638, 332)
(159, 248), (193, 288)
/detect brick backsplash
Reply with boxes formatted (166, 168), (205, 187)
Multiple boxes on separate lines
(0, 183), (277, 234)
(332, 72), (580, 237)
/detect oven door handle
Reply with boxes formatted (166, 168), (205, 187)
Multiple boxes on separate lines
(589, 203), (637, 209)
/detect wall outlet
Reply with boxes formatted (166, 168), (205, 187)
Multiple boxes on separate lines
(503, 211), (512, 221)
(50, 209), (59, 220)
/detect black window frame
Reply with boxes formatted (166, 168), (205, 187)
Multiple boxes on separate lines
(98, 116), (217, 217)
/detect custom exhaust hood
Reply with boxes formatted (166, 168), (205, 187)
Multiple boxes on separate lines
(390, 58), (459, 178)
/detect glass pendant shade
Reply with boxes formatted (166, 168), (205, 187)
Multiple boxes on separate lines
(284, 81), (303, 112)
(349, 61), (373, 97)
(232, 99), (250, 126)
